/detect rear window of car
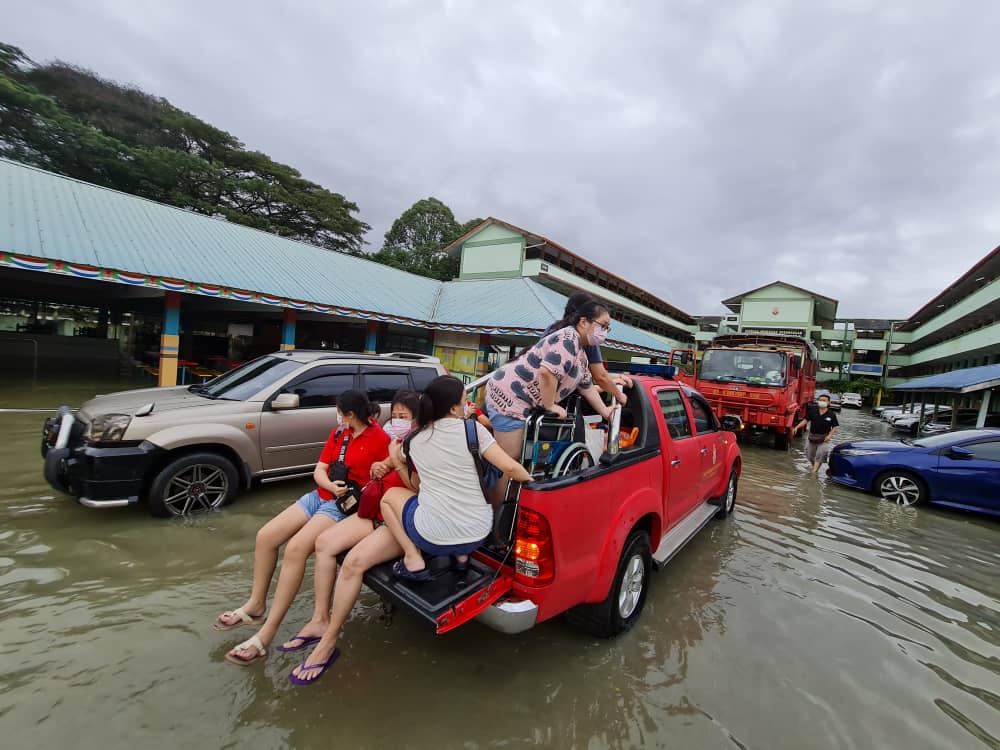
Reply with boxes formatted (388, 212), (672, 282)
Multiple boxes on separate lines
(360, 367), (412, 402)
(409, 366), (438, 392)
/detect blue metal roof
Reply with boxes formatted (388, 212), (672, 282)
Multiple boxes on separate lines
(892, 364), (1000, 393)
(0, 159), (676, 356)
(0, 158), (440, 319)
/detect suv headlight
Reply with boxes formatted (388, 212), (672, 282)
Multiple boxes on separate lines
(86, 414), (132, 442)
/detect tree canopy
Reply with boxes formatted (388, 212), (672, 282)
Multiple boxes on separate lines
(372, 197), (483, 280)
(0, 42), (369, 253)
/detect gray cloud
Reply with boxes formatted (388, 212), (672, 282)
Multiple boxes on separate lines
(6, 0), (1000, 319)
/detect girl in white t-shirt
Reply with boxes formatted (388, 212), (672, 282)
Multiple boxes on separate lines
(380, 375), (532, 581)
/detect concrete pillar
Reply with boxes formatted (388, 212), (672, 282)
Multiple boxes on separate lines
(976, 389), (993, 428)
(281, 309), (297, 351)
(364, 320), (378, 354)
(951, 395), (960, 430)
(157, 292), (181, 387)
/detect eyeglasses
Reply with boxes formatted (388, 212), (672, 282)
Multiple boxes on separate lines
(594, 320), (612, 332)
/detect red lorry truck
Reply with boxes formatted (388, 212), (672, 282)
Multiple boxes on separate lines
(669, 334), (818, 451)
(363, 367), (743, 638)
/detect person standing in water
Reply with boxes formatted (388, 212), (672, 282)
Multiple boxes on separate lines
(793, 393), (839, 475)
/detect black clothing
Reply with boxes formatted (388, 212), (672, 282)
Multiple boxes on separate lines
(804, 408), (838, 436)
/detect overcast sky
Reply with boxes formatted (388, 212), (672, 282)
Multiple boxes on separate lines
(7, 0), (1000, 319)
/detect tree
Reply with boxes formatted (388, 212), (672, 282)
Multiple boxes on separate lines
(372, 198), (483, 280)
(0, 42), (369, 253)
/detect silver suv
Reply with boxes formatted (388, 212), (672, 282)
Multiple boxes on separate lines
(41, 351), (444, 517)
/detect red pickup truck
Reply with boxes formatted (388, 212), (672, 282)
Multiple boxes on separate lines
(364, 369), (743, 638)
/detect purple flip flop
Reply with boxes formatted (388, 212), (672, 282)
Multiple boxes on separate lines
(288, 647), (341, 686)
(276, 635), (322, 653)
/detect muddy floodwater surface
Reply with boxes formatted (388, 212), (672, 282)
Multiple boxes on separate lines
(1, 379), (998, 750)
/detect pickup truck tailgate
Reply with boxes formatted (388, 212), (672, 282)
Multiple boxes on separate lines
(363, 555), (513, 634)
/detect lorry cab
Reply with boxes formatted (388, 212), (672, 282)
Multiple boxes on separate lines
(670, 335), (817, 450)
(363, 366), (743, 639)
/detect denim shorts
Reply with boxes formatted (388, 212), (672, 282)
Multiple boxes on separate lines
(296, 489), (348, 522)
(402, 496), (484, 556)
(486, 404), (526, 433)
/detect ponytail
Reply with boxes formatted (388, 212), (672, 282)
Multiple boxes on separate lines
(553, 297), (609, 332)
(403, 375), (465, 454)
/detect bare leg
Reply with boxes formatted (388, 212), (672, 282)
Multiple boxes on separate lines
(490, 428), (525, 506)
(227, 514), (335, 659)
(295, 515), (376, 645)
(216, 502), (309, 627)
(291, 528), (402, 684)
(380, 487), (424, 572)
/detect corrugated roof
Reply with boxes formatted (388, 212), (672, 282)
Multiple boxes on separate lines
(892, 364), (1000, 393)
(436, 277), (675, 354)
(0, 159), (675, 356)
(0, 158), (441, 319)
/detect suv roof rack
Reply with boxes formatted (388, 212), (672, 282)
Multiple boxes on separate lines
(605, 362), (676, 379)
(378, 352), (442, 363)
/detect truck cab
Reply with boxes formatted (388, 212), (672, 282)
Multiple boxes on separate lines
(362, 367), (743, 638)
(671, 334), (817, 450)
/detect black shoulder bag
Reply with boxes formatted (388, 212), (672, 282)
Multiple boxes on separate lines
(329, 430), (361, 516)
(464, 419), (502, 502)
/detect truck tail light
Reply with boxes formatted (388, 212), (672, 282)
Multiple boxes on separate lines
(514, 508), (555, 586)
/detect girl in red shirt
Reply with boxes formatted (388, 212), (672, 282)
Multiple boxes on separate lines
(219, 390), (389, 665)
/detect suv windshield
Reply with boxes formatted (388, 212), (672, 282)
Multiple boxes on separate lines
(699, 349), (787, 385)
(196, 356), (301, 401)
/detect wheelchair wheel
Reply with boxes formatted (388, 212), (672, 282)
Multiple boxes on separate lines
(551, 443), (595, 478)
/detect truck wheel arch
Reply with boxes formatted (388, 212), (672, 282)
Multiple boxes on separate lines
(584, 489), (662, 605)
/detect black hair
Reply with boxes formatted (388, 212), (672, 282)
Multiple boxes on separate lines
(336, 389), (379, 424)
(403, 375), (465, 454)
(390, 390), (420, 416)
(562, 292), (595, 319)
(554, 297), (610, 331)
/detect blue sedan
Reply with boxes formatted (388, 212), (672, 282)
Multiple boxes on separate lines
(828, 429), (1000, 516)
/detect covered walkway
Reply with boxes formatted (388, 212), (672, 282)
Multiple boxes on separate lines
(891, 363), (1000, 429)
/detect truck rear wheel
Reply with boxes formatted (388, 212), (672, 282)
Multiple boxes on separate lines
(146, 452), (239, 517)
(774, 431), (789, 451)
(565, 529), (651, 638)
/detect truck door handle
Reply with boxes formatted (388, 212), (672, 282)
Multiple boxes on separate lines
(671, 459), (682, 466)
(700, 448), (709, 455)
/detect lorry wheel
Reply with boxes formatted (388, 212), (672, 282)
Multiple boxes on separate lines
(565, 529), (651, 638)
(714, 468), (738, 518)
(774, 432), (789, 451)
(146, 452), (239, 517)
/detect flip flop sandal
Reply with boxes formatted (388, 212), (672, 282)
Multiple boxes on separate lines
(277, 635), (323, 653)
(225, 635), (267, 666)
(213, 606), (266, 631)
(288, 647), (342, 686)
(392, 560), (431, 582)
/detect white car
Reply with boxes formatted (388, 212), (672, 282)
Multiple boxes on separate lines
(841, 393), (863, 408)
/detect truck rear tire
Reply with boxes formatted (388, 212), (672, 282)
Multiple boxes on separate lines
(774, 431), (789, 451)
(565, 529), (651, 638)
(146, 452), (239, 517)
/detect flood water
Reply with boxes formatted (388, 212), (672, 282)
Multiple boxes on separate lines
(1, 379), (998, 750)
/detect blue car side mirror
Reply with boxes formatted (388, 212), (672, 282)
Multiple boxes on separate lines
(948, 445), (974, 459)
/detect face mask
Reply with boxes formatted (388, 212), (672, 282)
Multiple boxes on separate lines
(385, 418), (411, 441)
(818, 401), (829, 410)
(589, 324), (609, 346)
(336, 412), (345, 428)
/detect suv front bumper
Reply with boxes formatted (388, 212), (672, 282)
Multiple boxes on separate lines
(42, 411), (163, 508)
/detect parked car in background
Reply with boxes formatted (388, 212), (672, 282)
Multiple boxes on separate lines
(841, 393), (863, 408)
(828, 393), (842, 411)
(871, 403), (899, 417)
(828, 429), (1000, 516)
(921, 410), (1000, 435)
(41, 351), (445, 517)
